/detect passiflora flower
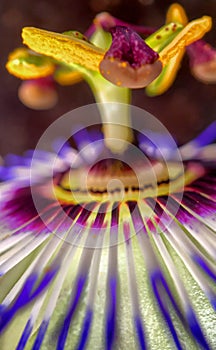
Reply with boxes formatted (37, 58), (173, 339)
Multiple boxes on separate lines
(0, 105), (216, 350)
(1, 2), (216, 350)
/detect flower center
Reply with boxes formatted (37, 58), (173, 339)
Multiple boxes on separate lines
(53, 158), (194, 204)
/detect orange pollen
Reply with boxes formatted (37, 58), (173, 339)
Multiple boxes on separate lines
(120, 62), (128, 68)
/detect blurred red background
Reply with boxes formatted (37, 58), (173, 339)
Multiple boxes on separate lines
(1, 0), (216, 157)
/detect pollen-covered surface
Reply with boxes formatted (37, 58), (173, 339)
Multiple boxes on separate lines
(145, 3), (188, 97)
(159, 16), (212, 66)
(6, 48), (55, 80)
(146, 48), (185, 96)
(54, 67), (83, 86)
(22, 27), (105, 72)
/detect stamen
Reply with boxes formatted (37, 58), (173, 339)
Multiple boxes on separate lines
(159, 16), (212, 66)
(22, 27), (105, 72)
(6, 48), (55, 80)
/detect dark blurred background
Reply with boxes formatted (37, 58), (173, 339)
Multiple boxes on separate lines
(1, 0), (216, 157)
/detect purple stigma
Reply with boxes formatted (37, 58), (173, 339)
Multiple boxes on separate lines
(99, 26), (162, 88)
(107, 26), (159, 68)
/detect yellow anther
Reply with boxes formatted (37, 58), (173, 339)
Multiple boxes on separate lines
(6, 48), (55, 79)
(159, 16), (212, 66)
(22, 27), (105, 72)
(166, 3), (188, 26)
